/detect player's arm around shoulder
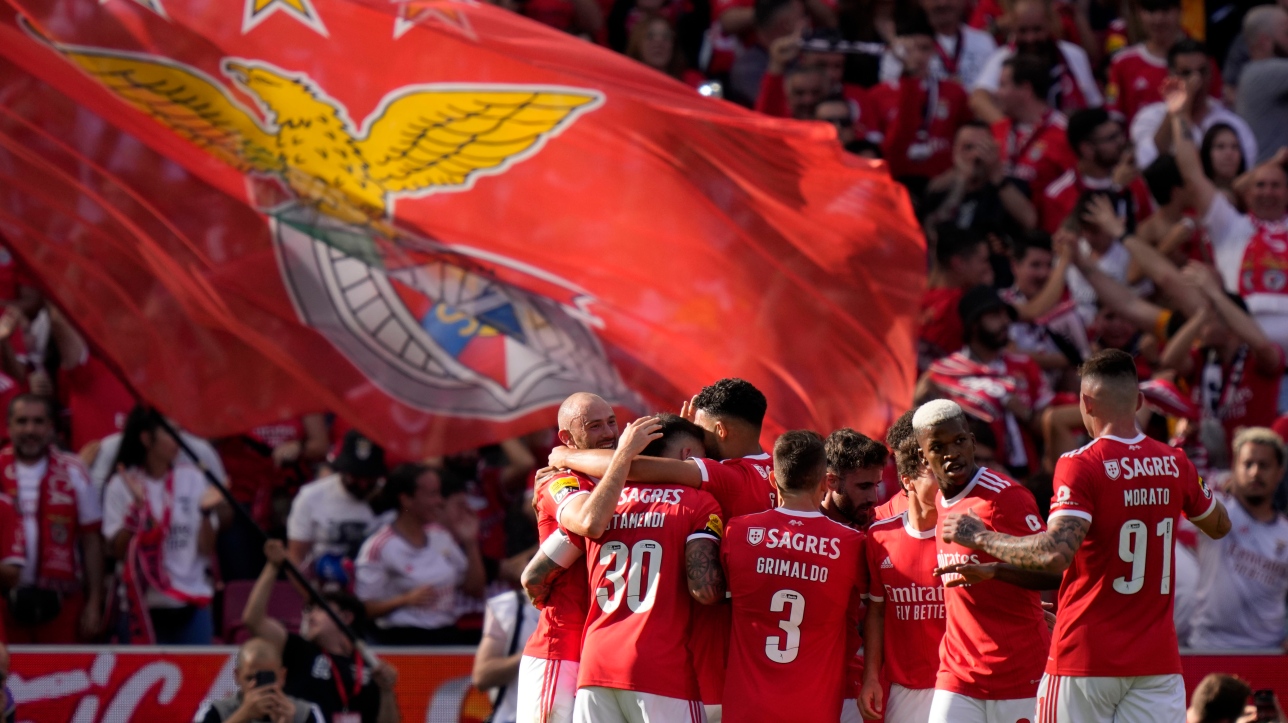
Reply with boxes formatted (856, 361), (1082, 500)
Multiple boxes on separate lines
(943, 484), (1091, 574)
(685, 492), (726, 606)
(521, 529), (584, 608)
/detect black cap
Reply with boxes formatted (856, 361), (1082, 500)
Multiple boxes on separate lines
(333, 430), (387, 479)
(958, 285), (1018, 328)
(894, 6), (936, 39)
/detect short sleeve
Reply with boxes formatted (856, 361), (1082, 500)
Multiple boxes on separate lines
(1180, 455), (1217, 522)
(688, 492), (724, 543)
(992, 485), (1045, 536)
(1129, 104), (1163, 168)
(285, 485), (314, 543)
(69, 462), (102, 527)
(539, 528), (584, 568)
(547, 475), (590, 525)
(482, 593), (518, 644)
(353, 533), (389, 603)
(101, 475), (132, 540)
(863, 532), (885, 601)
(971, 47), (1006, 92)
(691, 458), (742, 501)
(1049, 454), (1095, 523)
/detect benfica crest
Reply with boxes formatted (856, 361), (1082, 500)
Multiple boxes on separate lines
(36, 35), (635, 419)
(1103, 459), (1121, 480)
(747, 527), (765, 546)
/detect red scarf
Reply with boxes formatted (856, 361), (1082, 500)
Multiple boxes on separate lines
(926, 353), (1017, 423)
(120, 470), (211, 644)
(1238, 216), (1288, 296)
(0, 447), (83, 593)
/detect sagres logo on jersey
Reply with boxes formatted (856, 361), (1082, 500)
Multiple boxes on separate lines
(41, 36), (634, 417)
(747, 527), (765, 546)
(1104, 459), (1121, 480)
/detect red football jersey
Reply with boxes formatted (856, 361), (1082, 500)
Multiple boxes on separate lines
(1039, 170), (1154, 234)
(1047, 433), (1216, 677)
(577, 485), (724, 699)
(522, 470), (597, 661)
(936, 467), (1050, 700)
(873, 492), (909, 522)
(992, 112), (1076, 200)
(866, 511), (945, 690)
(869, 77), (972, 180)
(688, 453), (776, 705)
(722, 508), (865, 723)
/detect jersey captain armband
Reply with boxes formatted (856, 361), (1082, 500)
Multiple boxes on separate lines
(688, 513), (725, 543)
(539, 528), (584, 569)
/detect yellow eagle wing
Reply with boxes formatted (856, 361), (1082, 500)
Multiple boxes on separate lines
(357, 90), (599, 194)
(56, 48), (279, 173)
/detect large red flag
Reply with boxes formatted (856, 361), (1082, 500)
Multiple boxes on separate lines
(0, 0), (924, 457)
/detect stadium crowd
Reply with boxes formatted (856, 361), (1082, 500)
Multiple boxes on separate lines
(0, 0), (1284, 720)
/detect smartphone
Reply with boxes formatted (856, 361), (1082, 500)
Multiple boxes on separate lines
(254, 670), (276, 688)
(1254, 689), (1277, 722)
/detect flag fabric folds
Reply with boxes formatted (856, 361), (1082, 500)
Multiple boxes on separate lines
(0, 0), (924, 457)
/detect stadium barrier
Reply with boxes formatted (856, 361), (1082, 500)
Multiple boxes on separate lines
(7, 646), (1288, 722)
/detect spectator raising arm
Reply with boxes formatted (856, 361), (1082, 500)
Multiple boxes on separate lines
(1184, 262), (1285, 374)
(1164, 79), (1218, 218)
(242, 539), (290, 652)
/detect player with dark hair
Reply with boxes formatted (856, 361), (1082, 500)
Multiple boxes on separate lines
(721, 430), (865, 723)
(546, 378), (775, 721)
(941, 349), (1232, 722)
(822, 429), (887, 530)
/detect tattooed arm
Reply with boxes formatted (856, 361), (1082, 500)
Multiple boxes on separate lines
(933, 561), (1064, 589)
(943, 511), (1090, 574)
(521, 550), (567, 608)
(685, 538), (725, 605)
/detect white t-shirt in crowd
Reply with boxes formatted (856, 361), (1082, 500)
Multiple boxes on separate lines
(15, 454), (102, 587)
(479, 590), (540, 723)
(89, 431), (226, 490)
(354, 522), (468, 630)
(285, 474), (376, 565)
(102, 462), (214, 608)
(880, 25), (997, 88)
(1203, 193), (1288, 356)
(1190, 492), (1288, 649)
(1130, 99), (1258, 169)
(1173, 534), (1200, 646)
(972, 40), (1103, 108)
(1064, 240), (1135, 325)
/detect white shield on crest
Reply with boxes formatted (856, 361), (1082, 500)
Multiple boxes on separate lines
(1104, 459), (1120, 480)
(747, 527), (765, 546)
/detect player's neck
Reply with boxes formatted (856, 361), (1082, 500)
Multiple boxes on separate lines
(722, 437), (763, 460)
(1092, 417), (1140, 440)
(781, 491), (819, 513)
(906, 491), (938, 531)
(818, 495), (850, 524)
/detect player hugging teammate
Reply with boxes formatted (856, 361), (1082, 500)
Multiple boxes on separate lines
(519, 352), (1231, 723)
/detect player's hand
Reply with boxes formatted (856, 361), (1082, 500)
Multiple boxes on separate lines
(933, 561), (999, 587)
(1042, 601), (1057, 632)
(1181, 260), (1223, 297)
(679, 394), (699, 422)
(616, 416), (663, 459)
(858, 677), (884, 719)
(547, 446), (572, 469)
(941, 509), (987, 549)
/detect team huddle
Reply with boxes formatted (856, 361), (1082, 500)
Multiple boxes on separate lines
(514, 349), (1232, 723)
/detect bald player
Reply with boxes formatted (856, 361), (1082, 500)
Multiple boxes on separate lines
(194, 638), (324, 723)
(516, 393), (660, 723)
(942, 349), (1231, 722)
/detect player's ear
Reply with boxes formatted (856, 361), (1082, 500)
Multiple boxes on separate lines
(715, 420), (729, 441)
(556, 429), (574, 447)
(825, 470), (840, 491)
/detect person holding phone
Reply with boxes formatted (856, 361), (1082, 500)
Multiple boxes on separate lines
(195, 638), (325, 723)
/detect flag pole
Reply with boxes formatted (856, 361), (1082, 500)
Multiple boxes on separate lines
(152, 413), (380, 668)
